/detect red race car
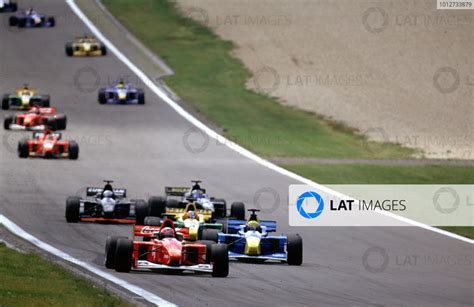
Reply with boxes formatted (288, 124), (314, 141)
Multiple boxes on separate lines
(4, 106), (67, 131)
(105, 219), (229, 277)
(18, 130), (79, 159)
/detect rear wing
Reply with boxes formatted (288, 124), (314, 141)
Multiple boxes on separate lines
(33, 132), (61, 140)
(223, 219), (277, 234)
(134, 225), (160, 238)
(38, 107), (56, 114)
(86, 187), (127, 197)
(165, 186), (190, 196)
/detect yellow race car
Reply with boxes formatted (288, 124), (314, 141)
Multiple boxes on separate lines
(2, 84), (50, 110)
(65, 35), (107, 57)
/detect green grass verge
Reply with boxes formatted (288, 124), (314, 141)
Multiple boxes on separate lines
(0, 243), (126, 306)
(102, 0), (415, 159)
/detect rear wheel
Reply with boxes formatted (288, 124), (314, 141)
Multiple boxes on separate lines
(18, 140), (29, 158)
(201, 228), (219, 242)
(105, 236), (126, 269)
(4, 116), (13, 130)
(115, 239), (133, 272)
(213, 199), (227, 219)
(230, 202), (245, 220)
(41, 95), (50, 107)
(148, 196), (166, 217)
(65, 196), (81, 222)
(166, 199), (179, 208)
(2, 95), (10, 110)
(48, 17), (55, 27)
(137, 90), (145, 105)
(98, 89), (106, 104)
(135, 199), (148, 225)
(47, 117), (57, 130)
(211, 244), (229, 277)
(55, 114), (67, 130)
(100, 44), (107, 56)
(68, 141), (79, 160)
(144, 216), (161, 226)
(287, 234), (303, 265)
(65, 43), (73, 56)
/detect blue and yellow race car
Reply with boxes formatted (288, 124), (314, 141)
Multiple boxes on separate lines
(98, 79), (145, 105)
(208, 209), (302, 265)
(9, 8), (55, 28)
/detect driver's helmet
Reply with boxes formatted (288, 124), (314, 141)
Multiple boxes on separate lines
(103, 190), (113, 199)
(190, 189), (204, 200)
(246, 220), (260, 231)
(22, 84), (29, 90)
(186, 210), (196, 220)
(160, 227), (175, 239)
(117, 79), (126, 88)
(26, 7), (34, 14)
(29, 108), (40, 114)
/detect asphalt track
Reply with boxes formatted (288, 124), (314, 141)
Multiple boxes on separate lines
(0, 1), (472, 306)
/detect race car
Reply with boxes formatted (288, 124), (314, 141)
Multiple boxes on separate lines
(98, 79), (145, 105)
(18, 130), (78, 159)
(65, 35), (107, 57)
(2, 85), (50, 110)
(210, 209), (303, 265)
(147, 180), (245, 220)
(65, 180), (148, 224)
(105, 218), (229, 277)
(9, 8), (55, 28)
(4, 106), (67, 130)
(0, 0), (17, 12)
(142, 203), (224, 241)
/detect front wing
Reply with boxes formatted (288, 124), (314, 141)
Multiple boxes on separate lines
(135, 260), (212, 273)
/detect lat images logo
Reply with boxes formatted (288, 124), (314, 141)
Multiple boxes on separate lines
(296, 191), (324, 219)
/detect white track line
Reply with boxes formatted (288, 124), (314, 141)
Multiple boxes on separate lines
(0, 215), (176, 307)
(65, 0), (473, 245)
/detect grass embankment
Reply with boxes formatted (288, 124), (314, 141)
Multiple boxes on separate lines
(0, 243), (126, 306)
(102, 0), (473, 238)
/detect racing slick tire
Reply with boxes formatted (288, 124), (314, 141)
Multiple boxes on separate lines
(287, 234), (303, 265)
(211, 244), (229, 277)
(166, 199), (179, 208)
(98, 89), (107, 104)
(48, 17), (55, 27)
(202, 229), (219, 242)
(4, 115), (13, 130)
(135, 199), (148, 225)
(55, 114), (67, 130)
(137, 89), (145, 105)
(65, 196), (81, 223)
(212, 199), (227, 219)
(11, 2), (18, 12)
(105, 236), (127, 269)
(114, 239), (134, 273)
(148, 196), (166, 217)
(47, 117), (57, 130)
(17, 17), (26, 28)
(65, 43), (74, 56)
(230, 202), (245, 220)
(68, 141), (79, 160)
(2, 95), (10, 110)
(18, 139), (29, 158)
(9, 16), (18, 27)
(197, 240), (214, 264)
(100, 44), (107, 56)
(144, 216), (161, 226)
(41, 95), (50, 107)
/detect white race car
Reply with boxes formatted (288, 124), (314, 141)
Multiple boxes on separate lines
(0, 0), (17, 12)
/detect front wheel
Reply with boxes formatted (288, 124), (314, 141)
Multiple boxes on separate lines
(18, 140), (29, 158)
(9, 16), (18, 27)
(65, 43), (73, 56)
(41, 95), (50, 107)
(211, 244), (229, 277)
(287, 234), (303, 265)
(137, 90), (145, 105)
(2, 95), (10, 110)
(68, 141), (79, 160)
(65, 196), (81, 222)
(48, 17), (55, 27)
(98, 89), (106, 104)
(114, 239), (134, 272)
(100, 44), (107, 56)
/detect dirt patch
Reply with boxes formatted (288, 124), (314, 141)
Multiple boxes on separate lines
(176, 0), (473, 159)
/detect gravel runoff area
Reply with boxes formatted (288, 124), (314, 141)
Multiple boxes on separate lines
(175, 0), (473, 159)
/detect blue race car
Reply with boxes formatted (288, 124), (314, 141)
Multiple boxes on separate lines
(207, 209), (302, 265)
(9, 8), (55, 28)
(0, 0), (18, 13)
(98, 79), (145, 105)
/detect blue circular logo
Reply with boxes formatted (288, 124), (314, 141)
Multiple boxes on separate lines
(296, 191), (324, 219)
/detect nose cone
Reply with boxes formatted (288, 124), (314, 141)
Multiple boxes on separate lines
(161, 239), (183, 266)
(245, 237), (261, 255)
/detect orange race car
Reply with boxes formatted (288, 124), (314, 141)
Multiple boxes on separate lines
(4, 106), (67, 130)
(18, 130), (78, 159)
